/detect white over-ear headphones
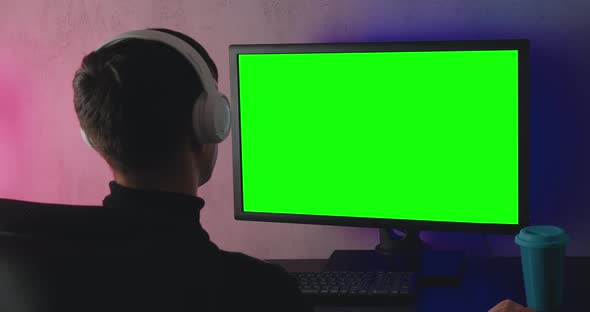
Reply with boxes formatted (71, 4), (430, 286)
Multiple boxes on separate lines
(80, 29), (231, 147)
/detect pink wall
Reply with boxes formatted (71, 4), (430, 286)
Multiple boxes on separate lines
(0, 0), (376, 259)
(1, 0), (589, 258)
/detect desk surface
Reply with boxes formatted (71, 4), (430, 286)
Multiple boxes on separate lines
(268, 257), (587, 312)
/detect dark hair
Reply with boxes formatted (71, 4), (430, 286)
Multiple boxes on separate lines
(73, 28), (218, 174)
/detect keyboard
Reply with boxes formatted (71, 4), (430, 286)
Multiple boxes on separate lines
(290, 271), (415, 306)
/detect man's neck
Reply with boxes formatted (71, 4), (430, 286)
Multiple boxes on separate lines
(113, 165), (199, 196)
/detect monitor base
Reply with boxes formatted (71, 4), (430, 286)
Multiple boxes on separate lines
(375, 228), (423, 255)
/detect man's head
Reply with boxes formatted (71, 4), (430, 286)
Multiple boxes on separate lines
(73, 28), (223, 190)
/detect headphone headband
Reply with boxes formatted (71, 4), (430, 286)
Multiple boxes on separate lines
(97, 29), (218, 96)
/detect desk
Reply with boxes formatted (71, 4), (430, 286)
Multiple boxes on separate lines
(268, 257), (587, 312)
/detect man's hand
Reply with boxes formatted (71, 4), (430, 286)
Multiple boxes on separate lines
(489, 300), (535, 312)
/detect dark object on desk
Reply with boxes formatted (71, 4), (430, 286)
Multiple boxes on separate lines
(325, 250), (418, 272)
(325, 249), (465, 287)
(290, 271), (415, 306)
(288, 248), (464, 307)
(271, 257), (587, 312)
(326, 228), (465, 287)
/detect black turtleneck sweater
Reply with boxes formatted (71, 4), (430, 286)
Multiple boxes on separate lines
(0, 182), (311, 312)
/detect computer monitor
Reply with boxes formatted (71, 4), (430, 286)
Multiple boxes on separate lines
(229, 40), (529, 237)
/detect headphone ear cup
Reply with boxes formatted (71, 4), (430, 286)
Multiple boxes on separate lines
(212, 93), (231, 141)
(192, 94), (209, 144)
(192, 91), (231, 144)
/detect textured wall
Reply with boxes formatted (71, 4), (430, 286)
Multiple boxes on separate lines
(0, 0), (589, 259)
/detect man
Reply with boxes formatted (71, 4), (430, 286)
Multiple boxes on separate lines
(72, 28), (537, 312)
(2, 28), (310, 312)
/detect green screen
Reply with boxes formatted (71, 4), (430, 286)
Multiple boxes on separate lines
(238, 50), (519, 225)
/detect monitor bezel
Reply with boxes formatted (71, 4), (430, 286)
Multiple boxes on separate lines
(229, 39), (530, 235)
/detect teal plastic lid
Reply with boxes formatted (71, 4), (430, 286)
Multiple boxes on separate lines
(515, 225), (570, 248)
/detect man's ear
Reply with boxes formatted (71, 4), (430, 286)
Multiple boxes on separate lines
(191, 143), (207, 158)
(196, 143), (218, 187)
(188, 133), (205, 154)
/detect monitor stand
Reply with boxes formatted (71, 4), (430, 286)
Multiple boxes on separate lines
(325, 228), (465, 286)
